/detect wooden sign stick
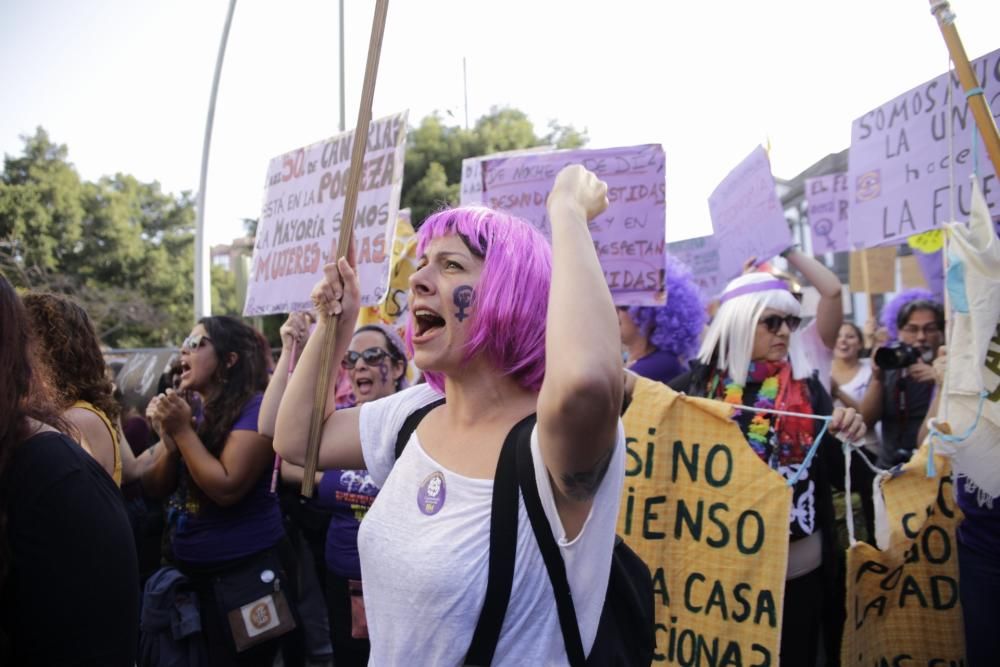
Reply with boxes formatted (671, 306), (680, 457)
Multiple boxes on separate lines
(929, 0), (1000, 181)
(301, 0), (390, 497)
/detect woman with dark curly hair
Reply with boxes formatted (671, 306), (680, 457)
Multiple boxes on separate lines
(23, 292), (149, 486)
(143, 316), (295, 666)
(617, 256), (705, 384)
(0, 275), (138, 666)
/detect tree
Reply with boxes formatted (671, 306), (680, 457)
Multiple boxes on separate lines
(401, 107), (588, 224)
(0, 128), (197, 347)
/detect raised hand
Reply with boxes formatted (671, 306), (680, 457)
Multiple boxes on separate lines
(547, 164), (609, 222)
(280, 311), (314, 351)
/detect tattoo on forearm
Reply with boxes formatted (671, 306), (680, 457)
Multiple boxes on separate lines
(559, 446), (614, 501)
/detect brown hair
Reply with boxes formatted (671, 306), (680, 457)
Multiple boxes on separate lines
(22, 293), (120, 422)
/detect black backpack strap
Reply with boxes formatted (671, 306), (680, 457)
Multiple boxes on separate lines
(463, 413), (536, 666)
(393, 397), (446, 460)
(515, 431), (588, 667)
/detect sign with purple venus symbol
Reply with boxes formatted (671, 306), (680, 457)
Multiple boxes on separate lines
(453, 286), (474, 322)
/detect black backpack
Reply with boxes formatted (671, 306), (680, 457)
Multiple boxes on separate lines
(395, 400), (655, 666)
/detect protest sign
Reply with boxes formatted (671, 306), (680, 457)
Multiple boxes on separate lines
(843, 445), (965, 664)
(667, 235), (724, 298)
(849, 246), (897, 293)
(848, 47), (1000, 248)
(914, 249), (945, 302)
(619, 377), (791, 666)
(243, 111), (408, 316)
(805, 172), (851, 253)
(898, 254), (927, 290)
(481, 144), (666, 306)
(708, 146), (793, 282)
(459, 146), (554, 206)
(356, 209), (417, 337)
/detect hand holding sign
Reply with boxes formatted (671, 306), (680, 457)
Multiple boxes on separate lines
(310, 249), (360, 322)
(548, 164), (610, 222)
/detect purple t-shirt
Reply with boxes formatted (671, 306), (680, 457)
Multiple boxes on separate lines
(629, 349), (687, 385)
(171, 394), (285, 565)
(956, 476), (1000, 557)
(315, 469), (380, 579)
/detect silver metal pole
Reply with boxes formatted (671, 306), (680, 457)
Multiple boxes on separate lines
(194, 0), (238, 321)
(339, 0), (346, 132)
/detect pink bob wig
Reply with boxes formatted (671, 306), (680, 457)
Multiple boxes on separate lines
(406, 206), (552, 393)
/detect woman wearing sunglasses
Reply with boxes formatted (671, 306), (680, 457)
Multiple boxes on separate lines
(142, 316), (292, 666)
(669, 271), (865, 666)
(274, 165), (626, 665)
(260, 316), (408, 667)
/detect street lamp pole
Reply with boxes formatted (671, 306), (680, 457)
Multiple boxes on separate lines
(194, 0), (237, 321)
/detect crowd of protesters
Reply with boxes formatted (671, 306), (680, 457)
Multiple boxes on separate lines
(1, 163), (992, 667)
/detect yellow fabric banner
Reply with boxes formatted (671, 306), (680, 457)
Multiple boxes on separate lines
(357, 209), (417, 336)
(843, 444), (965, 665)
(619, 377), (792, 666)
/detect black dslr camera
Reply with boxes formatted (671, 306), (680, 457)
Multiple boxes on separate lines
(874, 342), (922, 370)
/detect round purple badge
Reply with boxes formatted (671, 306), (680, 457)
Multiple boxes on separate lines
(417, 471), (446, 516)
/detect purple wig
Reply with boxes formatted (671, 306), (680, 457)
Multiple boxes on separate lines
(880, 288), (937, 341)
(626, 256), (706, 360)
(406, 206), (552, 393)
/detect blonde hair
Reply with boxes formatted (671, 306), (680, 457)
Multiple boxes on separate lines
(697, 272), (812, 385)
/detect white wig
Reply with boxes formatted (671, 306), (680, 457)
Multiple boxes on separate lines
(698, 272), (812, 385)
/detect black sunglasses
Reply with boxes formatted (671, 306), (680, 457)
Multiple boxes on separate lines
(341, 347), (391, 369)
(758, 314), (802, 334)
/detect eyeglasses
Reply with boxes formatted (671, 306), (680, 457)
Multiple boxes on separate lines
(900, 323), (941, 336)
(182, 333), (212, 351)
(758, 314), (802, 334)
(341, 347), (391, 369)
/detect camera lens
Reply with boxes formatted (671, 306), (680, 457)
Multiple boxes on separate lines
(874, 343), (921, 370)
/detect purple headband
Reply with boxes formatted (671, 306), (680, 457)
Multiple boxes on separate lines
(719, 279), (790, 304)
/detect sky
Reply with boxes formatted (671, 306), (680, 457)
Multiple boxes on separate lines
(2, 0), (999, 249)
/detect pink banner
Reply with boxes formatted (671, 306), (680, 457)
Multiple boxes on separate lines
(667, 235), (724, 298)
(848, 47), (1000, 249)
(805, 172), (851, 253)
(243, 112), (408, 316)
(708, 145), (793, 281)
(481, 144), (666, 306)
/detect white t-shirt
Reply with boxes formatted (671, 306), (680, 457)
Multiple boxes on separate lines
(833, 360), (881, 454)
(357, 384), (625, 666)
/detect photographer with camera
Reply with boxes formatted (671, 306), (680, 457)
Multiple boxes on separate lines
(860, 294), (945, 468)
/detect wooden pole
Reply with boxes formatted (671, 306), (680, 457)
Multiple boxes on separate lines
(860, 249), (875, 321)
(929, 0), (1000, 181)
(301, 0), (390, 497)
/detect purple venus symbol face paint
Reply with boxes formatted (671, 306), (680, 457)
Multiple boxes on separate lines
(453, 285), (474, 322)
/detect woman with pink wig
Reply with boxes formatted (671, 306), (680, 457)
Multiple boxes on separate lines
(275, 165), (627, 665)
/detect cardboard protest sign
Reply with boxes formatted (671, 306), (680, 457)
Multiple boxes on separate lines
(898, 254), (927, 290)
(244, 111), (408, 316)
(848, 47), (1000, 249)
(848, 246), (897, 293)
(843, 445), (965, 664)
(667, 235), (725, 298)
(481, 144), (666, 306)
(805, 172), (851, 253)
(459, 146), (554, 206)
(619, 378), (791, 666)
(356, 209), (417, 337)
(708, 145), (793, 282)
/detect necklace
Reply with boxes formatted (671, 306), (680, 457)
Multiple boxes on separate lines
(723, 374), (779, 462)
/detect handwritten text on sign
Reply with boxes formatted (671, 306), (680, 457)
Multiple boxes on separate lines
(708, 145), (793, 281)
(805, 172), (851, 253)
(848, 47), (1000, 248)
(667, 235), (724, 298)
(620, 380), (791, 665)
(243, 111), (408, 316)
(481, 144), (666, 306)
